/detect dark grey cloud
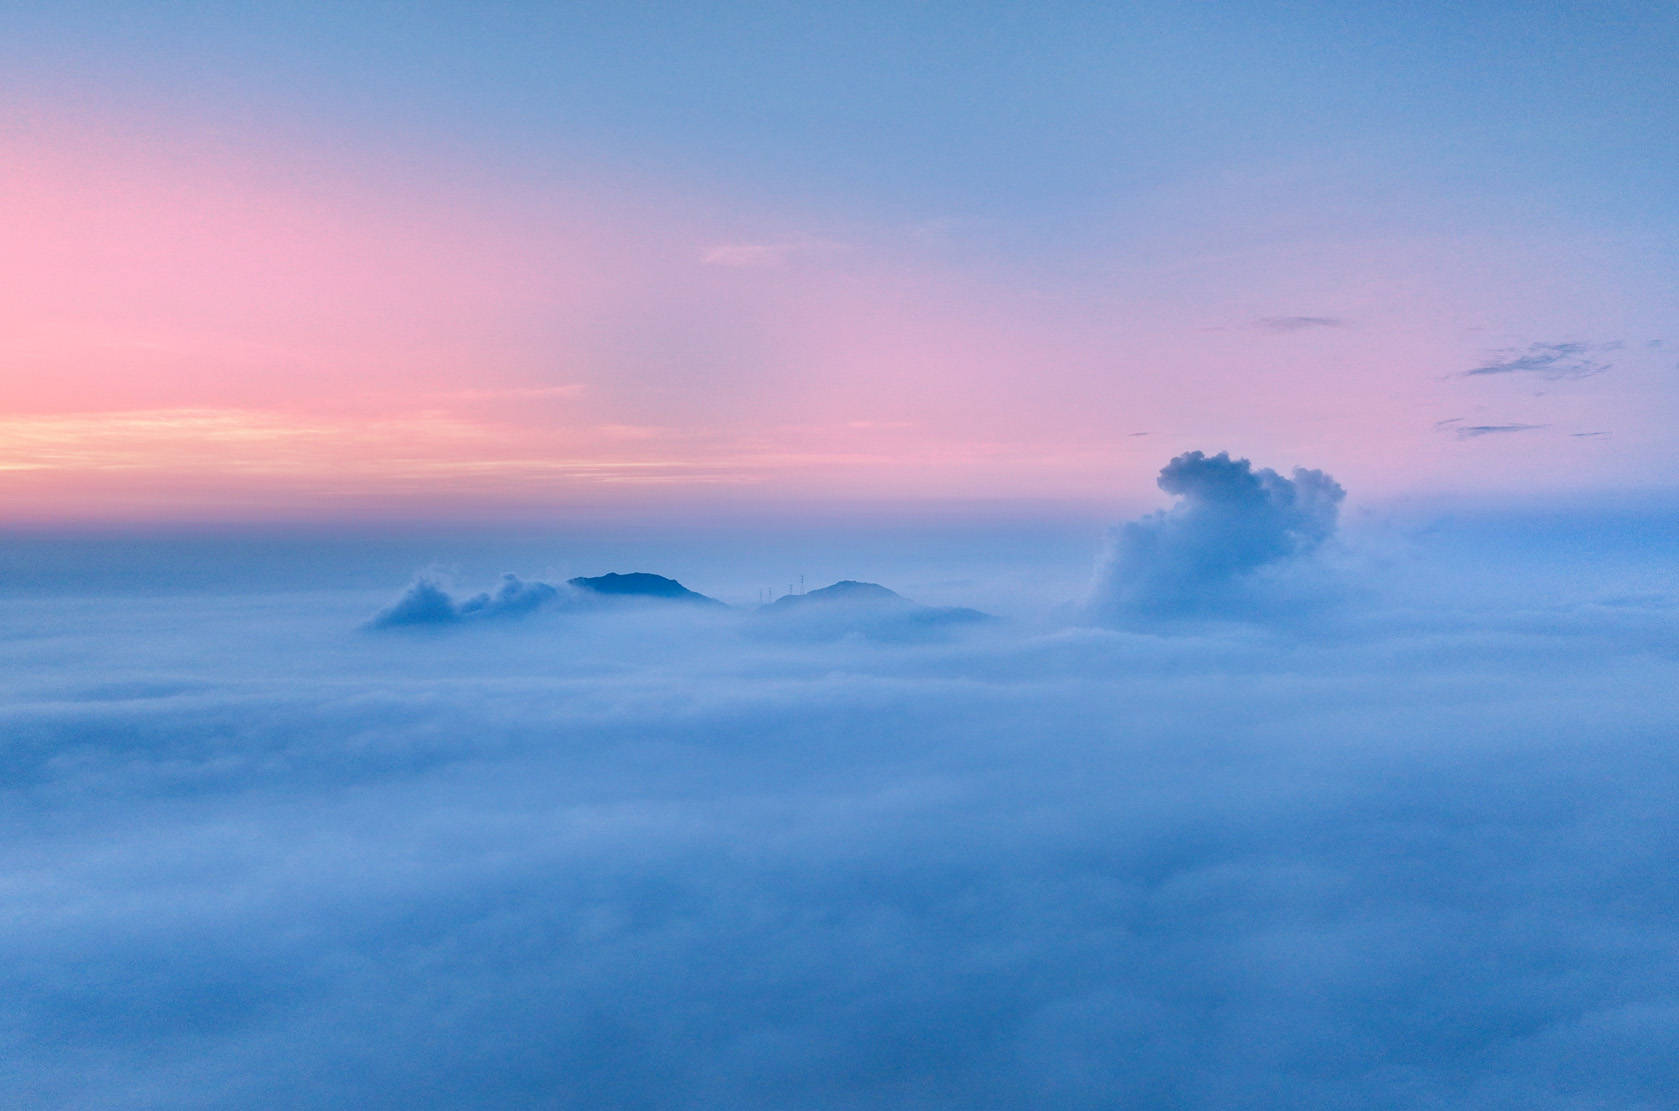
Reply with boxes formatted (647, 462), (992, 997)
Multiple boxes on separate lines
(1463, 341), (1619, 379)
(1088, 450), (1344, 623)
(1254, 315), (1346, 332)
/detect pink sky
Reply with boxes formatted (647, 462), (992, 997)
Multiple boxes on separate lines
(3, 114), (1672, 522)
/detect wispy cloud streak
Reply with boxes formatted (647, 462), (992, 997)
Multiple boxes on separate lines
(1463, 341), (1619, 379)
(1254, 316), (1347, 332)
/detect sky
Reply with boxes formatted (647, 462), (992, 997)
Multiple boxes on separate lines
(3, 1), (1676, 521)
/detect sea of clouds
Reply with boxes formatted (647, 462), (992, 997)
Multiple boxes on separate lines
(3, 454), (1677, 1109)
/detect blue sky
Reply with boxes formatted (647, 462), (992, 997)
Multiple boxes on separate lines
(9, 1), (1675, 231)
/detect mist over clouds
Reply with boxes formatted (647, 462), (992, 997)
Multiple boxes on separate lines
(1088, 450), (1346, 624)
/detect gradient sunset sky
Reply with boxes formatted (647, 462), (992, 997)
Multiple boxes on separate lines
(4, 2), (1675, 521)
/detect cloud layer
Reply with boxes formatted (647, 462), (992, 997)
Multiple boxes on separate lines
(2, 511), (1676, 1109)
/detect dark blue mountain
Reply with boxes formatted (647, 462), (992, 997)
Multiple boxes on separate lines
(765, 579), (911, 611)
(758, 580), (993, 640)
(567, 572), (725, 606)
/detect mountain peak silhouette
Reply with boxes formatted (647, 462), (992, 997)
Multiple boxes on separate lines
(766, 580), (909, 610)
(567, 572), (724, 606)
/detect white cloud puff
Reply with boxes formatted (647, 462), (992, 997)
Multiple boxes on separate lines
(1088, 450), (1345, 624)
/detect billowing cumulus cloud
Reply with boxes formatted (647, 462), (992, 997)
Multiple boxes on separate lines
(1088, 450), (1345, 623)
